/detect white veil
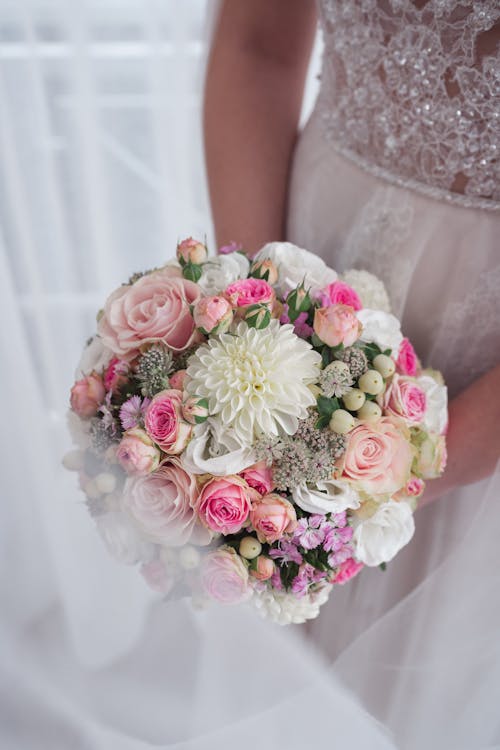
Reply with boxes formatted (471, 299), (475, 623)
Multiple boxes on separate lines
(1, 1), (499, 748)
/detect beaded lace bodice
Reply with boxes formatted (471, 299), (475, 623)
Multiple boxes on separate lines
(317, 0), (500, 207)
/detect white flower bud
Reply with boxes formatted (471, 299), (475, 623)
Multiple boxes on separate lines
(342, 388), (366, 411)
(179, 545), (201, 570)
(357, 401), (382, 421)
(239, 536), (262, 560)
(62, 449), (85, 471)
(84, 478), (101, 500)
(94, 472), (117, 494)
(329, 409), (356, 434)
(359, 369), (385, 395)
(373, 354), (396, 379)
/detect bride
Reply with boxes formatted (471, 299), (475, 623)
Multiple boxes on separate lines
(204, 1), (500, 746)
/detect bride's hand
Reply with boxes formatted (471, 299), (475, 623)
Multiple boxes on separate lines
(419, 362), (500, 507)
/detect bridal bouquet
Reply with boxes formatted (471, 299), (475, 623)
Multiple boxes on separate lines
(65, 239), (448, 624)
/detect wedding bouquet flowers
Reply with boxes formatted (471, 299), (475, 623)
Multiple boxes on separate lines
(65, 239), (447, 624)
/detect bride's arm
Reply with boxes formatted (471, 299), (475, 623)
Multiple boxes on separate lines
(420, 363), (500, 506)
(204, 0), (317, 255)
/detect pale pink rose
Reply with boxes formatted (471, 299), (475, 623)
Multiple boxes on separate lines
(104, 357), (129, 394)
(313, 304), (362, 347)
(342, 417), (414, 495)
(116, 428), (161, 476)
(122, 457), (210, 546)
(319, 281), (362, 311)
(176, 237), (207, 265)
(201, 546), (251, 604)
(240, 461), (274, 496)
(250, 493), (297, 544)
(331, 558), (364, 585)
(144, 389), (192, 454)
(250, 555), (275, 581)
(196, 476), (254, 535)
(98, 267), (203, 358)
(225, 278), (275, 309)
(414, 432), (447, 479)
(192, 295), (233, 334)
(140, 559), (174, 595)
(379, 374), (427, 424)
(169, 370), (187, 391)
(70, 372), (105, 418)
(397, 338), (419, 376)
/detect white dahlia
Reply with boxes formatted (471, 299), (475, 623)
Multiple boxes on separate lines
(251, 583), (332, 625)
(186, 321), (321, 446)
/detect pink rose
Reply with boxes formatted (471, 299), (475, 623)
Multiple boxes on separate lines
(250, 555), (275, 581)
(397, 338), (419, 376)
(225, 278), (275, 309)
(176, 237), (208, 265)
(103, 357), (129, 394)
(342, 417), (414, 495)
(331, 558), (364, 585)
(313, 304), (362, 348)
(70, 372), (105, 418)
(169, 369), (187, 391)
(196, 476), (255, 535)
(116, 428), (161, 476)
(240, 461), (274, 496)
(201, 546), (251, 604)
(379, 374), (427, 424)
(319, 281), (362, 311)
(140, 559), (174, 595)
(193, 295), (233, 335)
(98, 268), (203, 358)
(122, 457), (210, 546)
(144, 389), (192, 454)
(250, 493), (297, 544)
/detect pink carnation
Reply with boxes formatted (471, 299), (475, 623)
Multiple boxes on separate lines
(397, 338), (419, 376)
(319, 281), (362, 311)
(331, 558), (364, 585)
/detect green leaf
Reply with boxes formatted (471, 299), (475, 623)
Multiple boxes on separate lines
(315, 415), (330, 430)
(182, 262), (202, 282)
(379, 562), (387, 572)
(316, 395), (339, 417)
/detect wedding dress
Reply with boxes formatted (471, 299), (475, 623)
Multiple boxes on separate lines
(287, 1), (500, 747)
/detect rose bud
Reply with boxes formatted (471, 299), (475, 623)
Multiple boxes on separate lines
(244, 303), (271, 330)
(249, 258), (278, 285)
(169, 369), (188, 391)
(176, 237), (208, 266)
(70, 372), (106, 418)
(116, 428), (161, 476)
(182, 396), (209, 424)
(193, 295), (233, 335)
(286, 283), (312, 322)
(250, 555), (275, 581)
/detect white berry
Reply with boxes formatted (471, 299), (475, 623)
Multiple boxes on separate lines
(357, 401), (382, 421)
(342, 388), (366, 411)
(329, 409), (357, 434)
(359, 369), (385, 395)
(62, 449), (85, 471)
(94, 472), (117, 494)
(239, 536), (262, 560)
(373, 354), (396, 379)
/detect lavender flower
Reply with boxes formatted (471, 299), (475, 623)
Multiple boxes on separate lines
(269, 540), (303, 566)
(119, 395), (151, 430)
(293, 518), (325, 550)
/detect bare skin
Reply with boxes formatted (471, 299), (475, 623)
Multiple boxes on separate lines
(203, 1), (500, 503)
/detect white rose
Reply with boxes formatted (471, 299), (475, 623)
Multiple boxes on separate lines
(76, 335), (114, 378)
(254, 242), (337, 296)
(95, 510), (156, 565)
(292, 478), (361, 515)
(417, 373), (448, 435)
(181, 419), (256, 476)
(198, 253), (250, 295)
(353, 500), (415, 567)
(357, 309), (403, 356)
(342, 269), (391, 312)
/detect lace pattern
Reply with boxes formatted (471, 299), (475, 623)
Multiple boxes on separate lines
(317, 0), (500, 209)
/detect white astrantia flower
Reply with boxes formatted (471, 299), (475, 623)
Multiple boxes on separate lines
(251, 583), (332, 625)
(417, 373), (448, 435)
(353, 500), (415, 567)
(186, 321), (321, 446)
(198, 252), (250, 295)
(95, 510), (156, 566)
(181, 419), (256, 476)
(357, 308), (403, 356)
(254, 242), (337, 296)
(292, 478), (361, 515)
(342, 269), (391, 312)
(76, 335), (114, 378)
